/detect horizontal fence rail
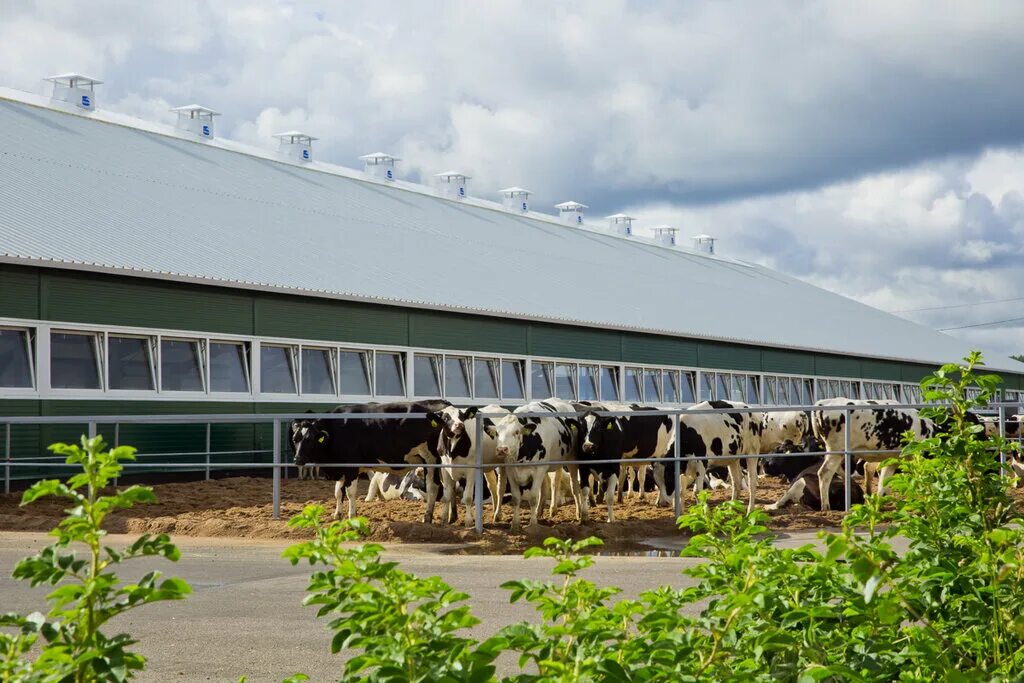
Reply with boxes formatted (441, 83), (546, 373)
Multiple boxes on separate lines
(2, 402), (1021, 530)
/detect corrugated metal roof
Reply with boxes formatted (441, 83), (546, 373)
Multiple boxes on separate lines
(0, 88), (1019, 372)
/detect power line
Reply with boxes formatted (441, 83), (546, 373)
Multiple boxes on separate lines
(892, 296), (1024, 314)
(938, 316), (1024, 331)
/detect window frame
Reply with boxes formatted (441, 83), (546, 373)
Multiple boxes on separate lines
(413, 353), (443, 398)
(106, 333), (157, 392)
(374, 350), (407, 398)
(0, 326), (36, 391)
(208, 339), (251, 395)
(49, 329), (104, 392)
(299, 345), (337, 397)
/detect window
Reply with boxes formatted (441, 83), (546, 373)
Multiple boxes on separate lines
(643, 369), (661, 403)
(600, 366), (619, 401)
(414, 354), (442, 396)
(625, 367), (643, 402)
(108, 335), (154, 391)
(261, 345), (297, 394)
(375, 351), (405, 396)
(555, 363), (577, 400)
(340, 350), (372, 395)
(745, 375), (760, 404)
(799, 379), (813, 405)
(474, 358), (500, 399)
(663, 370), (680, 403)
(502, 360), (525, 400)
(161, 338), (204, 392)
(302, 347), (335, 395)
(701, 372), (715, 401)
(210, 341), (250, 393)
(0, 328), (33, 388)
(579, 365), (599, 401)
(51, 331), (102, 390)
(680, 371), (696, 403)
(716, 374), (730, 403)
(730, 375), (745, 402)
(532, 361), (554, 398)
(445, 356), (471, 398)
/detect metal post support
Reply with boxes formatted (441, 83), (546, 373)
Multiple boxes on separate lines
(843, 407), (853, 512)
(87, 422), (97, 439)
(272, 420), (281, 520)
(4, 424), (10, 495)
(113, 423), (120, 486)
(998, 404), (1007, 477)
(672, 413), (682, 518)
(474, 416), (484, 534)
(205, 423), (211, 481)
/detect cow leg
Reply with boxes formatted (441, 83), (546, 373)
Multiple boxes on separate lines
(816, 454), (843, 511)
(528, 471), (546, 529)
(488, 468), (503, 524)
(346, 479), (359, 519)
(566, 464), (585, 522)
(727, 461), (743, 503)
(745, 457), (757, 512)
(423, 468), (439, 524)
(862, 462), (877, 498)
(636, 464), (648, 499)
(365, 474), (380, 502)
(605, 472), (619, 522)
(546, 470), (560, 518)
(876, 463), (897, 497)
(651, 463), (671, 507)
(617, 465), (627, 503)
(765, 478), (806, 511)
(333, 480), (345, 519)
(462, 468), (478, 529)
(509, 475), (523, 532)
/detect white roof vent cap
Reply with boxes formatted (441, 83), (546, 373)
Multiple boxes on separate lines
(555, 201), (588, 226)
(359, 152), (400, 181)
(693, 233), (716, 255)
(273, 131), (317, 163)
(172, 105), (219, 139)
(652, 226), (679, 248)
(436, 171), (470, 200)
(45, 73), (101, 111)
(499, 187), (532, 213)
(606, 213), (635, 236)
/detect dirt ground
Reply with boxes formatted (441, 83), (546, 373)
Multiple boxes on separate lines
(0, 473), (860, 554)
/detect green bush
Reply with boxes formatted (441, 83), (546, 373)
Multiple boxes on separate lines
(0, 436), (190, 682)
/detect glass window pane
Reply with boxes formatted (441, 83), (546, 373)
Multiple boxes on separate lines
(502, 360), (525, 400)
(717, 375), (731, 402)
(815, 379), (828, 399)
(680, 371), (696, 403)
(0, 329), (33, 388)
(643, 369), (661, 403)
(892, 385), (903, 402)
(765, 377), (777, 404)
(531, 361), (553, 398)
(625, 367), (643, 402)
(376, 352), (405, 396)
(260, 345), (296, 394)
(799, 379), (811, 404)
(701, 372), (715, 401)
(445, 356), (471, 398)
(745, 375), (760, 404)
(210, 342), (249, 393)
(663, 370), (680, 403)
(475, 359), (500, 399)
(108, 336), (153, 391)
(579, 365), (599, 401)
(600, 366), (620, 401)
(414, 354), (441, 396)
(161, 339), (203, 391)
(340, 351), (371, 395)
(302, 348), (335, 395)
(51, 332), (101, 389)
(729, 375), (744, 402)
(555, 363), (577, 400)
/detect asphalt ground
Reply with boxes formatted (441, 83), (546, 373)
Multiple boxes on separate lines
(0, 530), (830, 682)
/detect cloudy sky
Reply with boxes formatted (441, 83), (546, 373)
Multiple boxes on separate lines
(3, 1), (1024, 360)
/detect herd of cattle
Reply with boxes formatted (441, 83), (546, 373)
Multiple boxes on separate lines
(289, 398), (1024, 530)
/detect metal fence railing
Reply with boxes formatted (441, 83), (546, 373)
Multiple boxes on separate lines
(1, 402), (1020, 533)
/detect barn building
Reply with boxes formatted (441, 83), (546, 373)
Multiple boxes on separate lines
(1, 75), (1021, 481)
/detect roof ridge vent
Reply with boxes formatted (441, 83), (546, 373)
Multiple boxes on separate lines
(606, 213), (635, 236)
(555, 201), (587, 226)
(273, 131), (317, 163)
(499, 187), (531, 213)
(172, 105), (219, 139)
(45, 73), (101, 111)
(652, 225), (678, 247)
(436, 171), (469, 200)
(359, 152), (399, 181)
(692, 233), (716, 255)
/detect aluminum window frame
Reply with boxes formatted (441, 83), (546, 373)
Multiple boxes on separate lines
(298, 345), (336, 397)
(374, 350), (407, 398)
(106, 333), (157, 393)
(208, 339), (252, 395)
(0, 325), (36, 391)
(158, 335), (207, 395)
(49, 328), (105, 392)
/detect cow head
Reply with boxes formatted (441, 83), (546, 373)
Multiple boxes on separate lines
(428, 406), (480, 440)
(580, 411), (621, 455)
(761, 436), (821, 481)
(291, 418), (329, 467)
(485, 414), (536, 463)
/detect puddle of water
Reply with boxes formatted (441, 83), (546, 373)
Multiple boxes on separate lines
(593, 548), (678, 558)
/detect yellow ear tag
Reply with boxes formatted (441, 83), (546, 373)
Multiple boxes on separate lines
(606, 422), (614, 430)
(317, 435), (326, 444)
(430, 419), (438, 428)
(570, 423), (577, 431)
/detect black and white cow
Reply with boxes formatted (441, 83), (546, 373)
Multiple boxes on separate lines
(485, 399), (582, 531)
(811, 398), (932, 511)
(291, 400), (450, 522)
(430, 404), (511, 527)
(365, 468), (427, 501)
(575, 408), (625, 522)
(761, 444), (865, 511)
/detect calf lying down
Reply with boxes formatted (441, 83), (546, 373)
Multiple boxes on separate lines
(365, 469), (427, 502)
(762, 452), (864, 511)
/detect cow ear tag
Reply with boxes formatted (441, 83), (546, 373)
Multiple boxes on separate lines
(317, 435), (326, 444)
(430, 419), (438, 428)
(606, 422), (614, 430)
(523, 424), (534, 434)
(570, 423), (577, 430)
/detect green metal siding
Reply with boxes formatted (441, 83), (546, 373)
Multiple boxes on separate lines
(43, 271), (253, 334)
(861, 359), (904, 381)
(762, 349), (815, 375)
(698, 342), (762, 372)
(815, 354), (861, 378)
(528, 323), (622, 362)
(901, 363), (934, 383)
(410, 311), (527, 355)
(0, 264), (39, 319)
(256, 294), (408, 346)
(621, 333), (698, 367)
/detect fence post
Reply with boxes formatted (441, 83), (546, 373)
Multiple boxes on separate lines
(672, 412), (682, 518)
(113, 423), (120, 487)
(87, 421), (97, 439)
(272, 420), (281, 520)
(474, 415), (484, 534)
(3, 423), (9, 495)
(998, 404), (1007, 478)
(843, 407), (852, 512)
(205, 423), (211, 481)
